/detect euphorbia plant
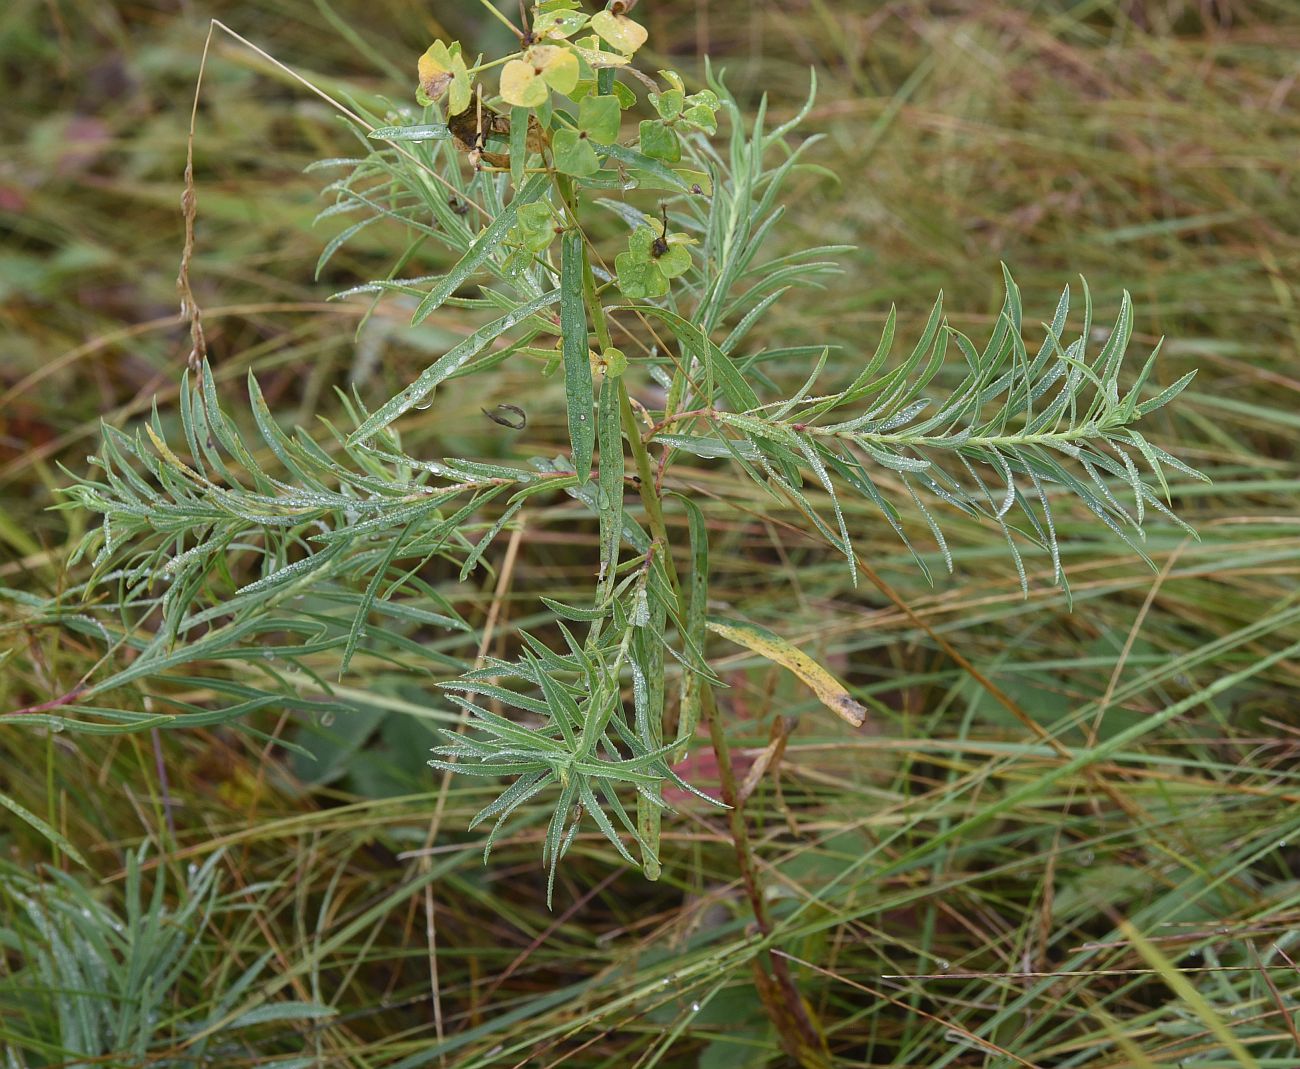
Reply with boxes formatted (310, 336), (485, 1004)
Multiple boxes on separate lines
(58, 1), (1202, 1063)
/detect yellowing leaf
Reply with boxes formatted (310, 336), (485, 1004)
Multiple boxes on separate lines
(145, 424), (203, 481)
(568, 43), (630, 69)
(501, 46), (579, 107)
(418, 45), (453, 99)
(533, 9), (588, 39)
(658, 69), (685, 93)
(501, 59), (548, 107)
(530, 45), (579, 95)
(706, 617), (868, 728)
(447, 71), (471, 116)
(417, 41), (470, 115)
(589, 11), (648, 55)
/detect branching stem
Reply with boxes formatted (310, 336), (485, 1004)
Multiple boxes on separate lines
(646, 405), (1115, 451)
(612, 317), (830, 1068)
(550, 161), (829, 1065)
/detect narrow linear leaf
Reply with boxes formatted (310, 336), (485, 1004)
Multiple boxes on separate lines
(367, 124), (450, 141)
(560, 229), (595, 481)
(509, 105), (528, 190)
(411, 172), (550, 324)
(1136, 369), (1198, 417)
(228, 1002), (337, 1028)
(0, 791), (89, 868)
(340, 522), (408, 677)
(596, 376), (624, 592)
(1116, 920), (1262, 1069)
(705, 617), (867, 728)
(595, 141), (693, 193)
(675, 495), (710, 761)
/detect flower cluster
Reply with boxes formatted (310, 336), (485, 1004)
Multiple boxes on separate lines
(413, 1), (720, 300)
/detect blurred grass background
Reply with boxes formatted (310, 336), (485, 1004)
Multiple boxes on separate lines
(2, 1), (1299, 1066)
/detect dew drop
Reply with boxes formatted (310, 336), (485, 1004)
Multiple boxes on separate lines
(690, 1001), (701, 1013)
(49, 721), (65, 734)
(321, 712), (336, 728)
(414, 399), (434, 411)
(937, 959), (950, 972)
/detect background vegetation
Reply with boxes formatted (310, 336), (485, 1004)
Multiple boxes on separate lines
(2, 0), (1298, 1065)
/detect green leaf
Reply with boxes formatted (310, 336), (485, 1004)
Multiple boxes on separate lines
(651, 88), (684, 121)
(340, 521), (408, 676)
(687, 88), (719, 110)
(680, 103), (718, 133)
(679, 90), (720, 133)
(511, 201), (555, 253)
(609, 80), (636, 108)
(675, 495), (710, 761)
(628, 225), (656, 258)
(638, 119), (681, 162)
(539, 596), (612, 622)
(596, 377), (623, 596)
(673, 168), (713, 195)
(553, 128), (600, 176)
(659, 69), (685, 92)
(656, 242), (692, 279)
(614, 252), (667, 298)
(602, 346), (628, 377)
(560, 229), (595, 482)
(1136, 369), (1198, 417)
(0, 790), (89, 868)
(595, 141), (693, 193)
(510, 105), (528, 188)
(367, 124), (450, 141)
(229, 1002), (337, 1028)
(533, 8), (588, 38)
(579, 93), (622, 144)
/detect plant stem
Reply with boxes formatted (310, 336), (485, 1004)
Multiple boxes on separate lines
(473, 0), (524, 39)
(618, 332), (830, 1069)
(555, 166), (828, 1067)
